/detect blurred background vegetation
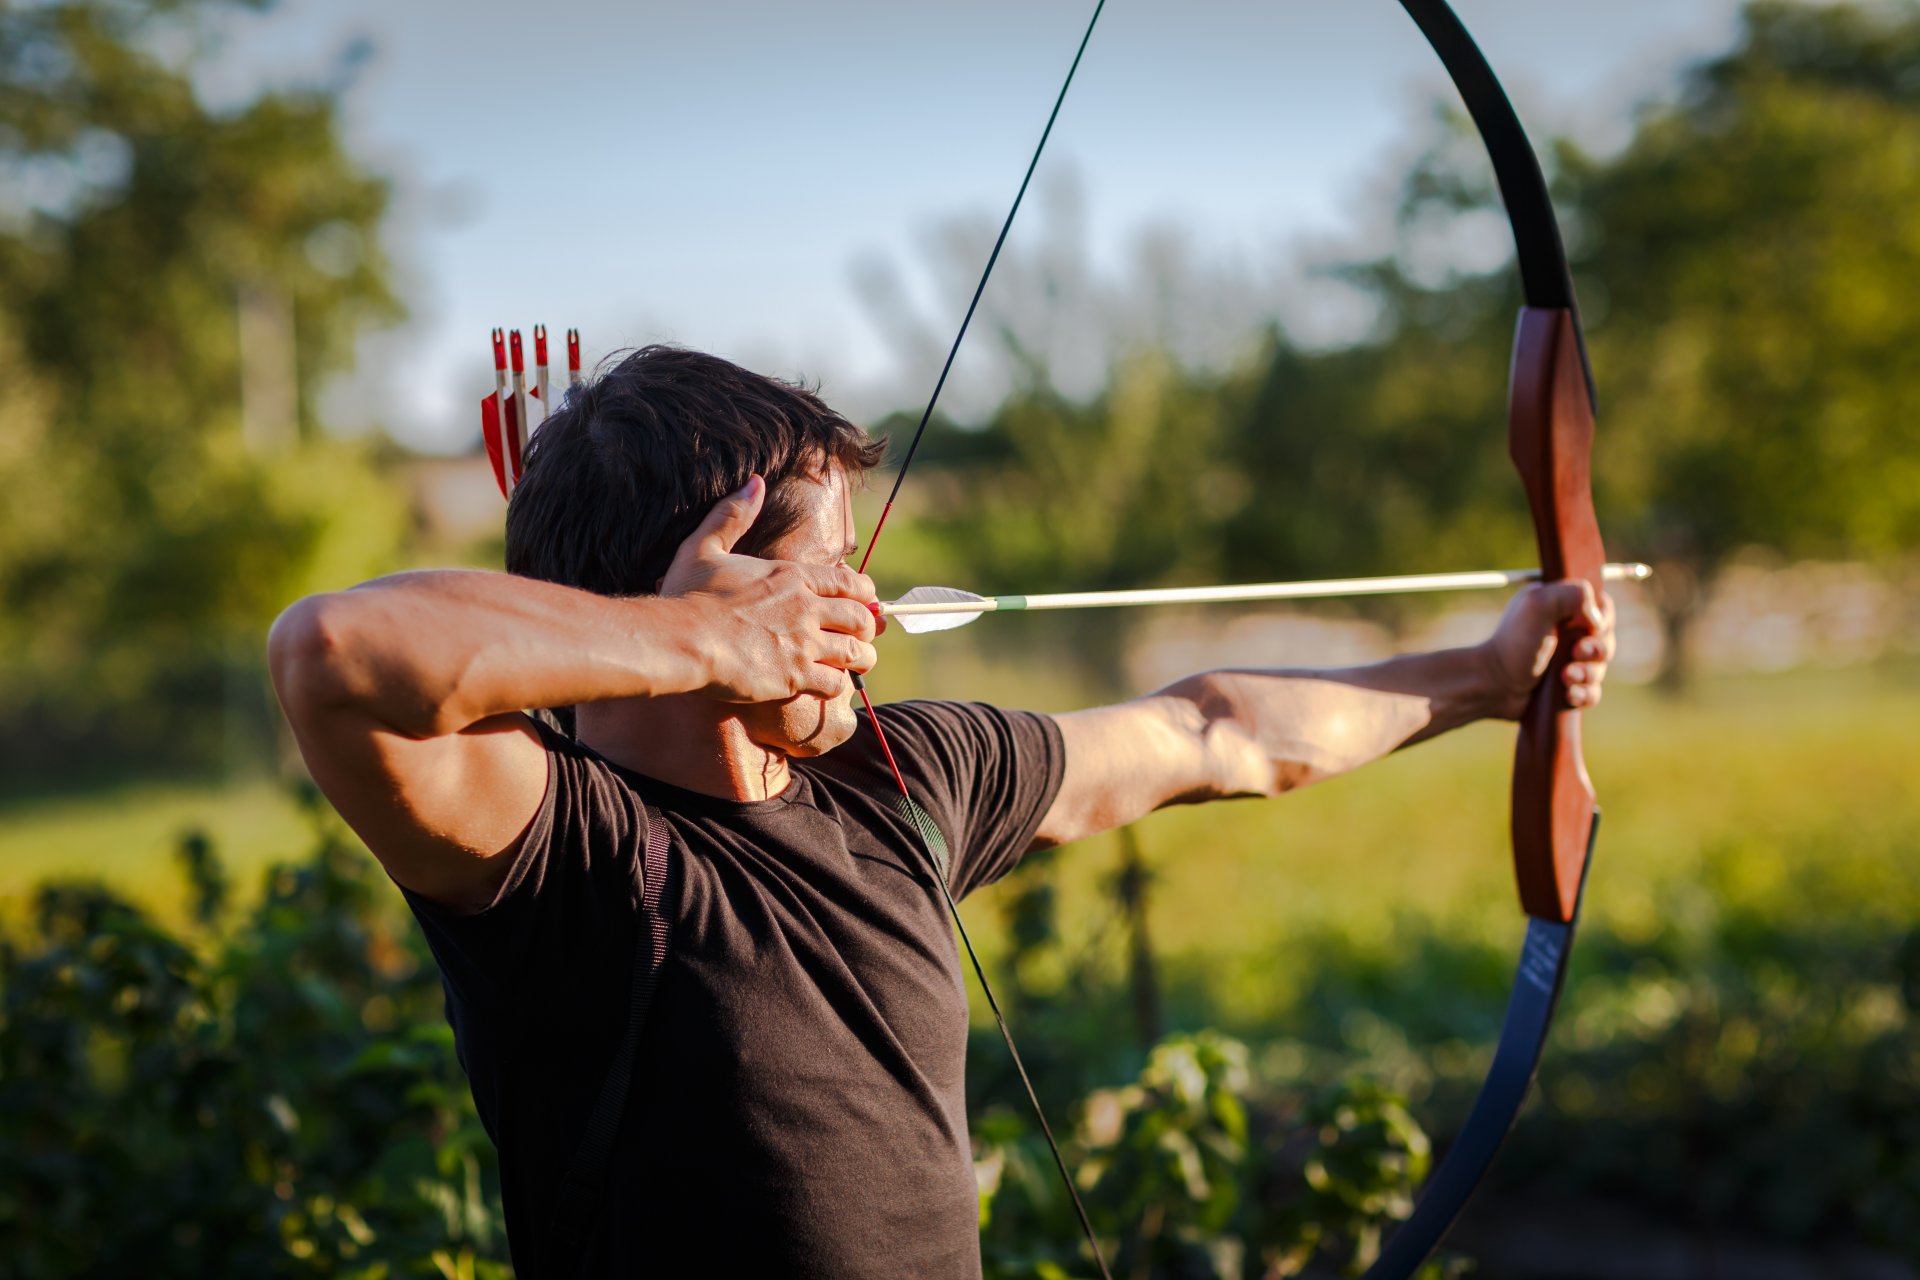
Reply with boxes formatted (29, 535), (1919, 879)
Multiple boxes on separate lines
(1, 0), (1916, 1276)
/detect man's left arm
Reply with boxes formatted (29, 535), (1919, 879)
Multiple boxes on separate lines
(1032, 580), (1615, 849)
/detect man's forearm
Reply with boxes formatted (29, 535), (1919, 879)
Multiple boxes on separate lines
(270, 570), (710, 739)
(1042, 585), (1607, 847)
(1300, 642), (1507, 749)
(1163, 644), (1504, 800)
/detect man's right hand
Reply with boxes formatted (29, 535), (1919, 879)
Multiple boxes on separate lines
(659, 476), (881, 704)
(267, 474), (884, 911)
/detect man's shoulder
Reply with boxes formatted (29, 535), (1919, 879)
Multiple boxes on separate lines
(876, 697), (1012, 733)
(814, 698), (1062, 794)
(841, 699), (1038, 767)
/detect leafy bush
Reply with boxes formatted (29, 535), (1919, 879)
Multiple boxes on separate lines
(0, 786), (506, 1278)
(6, 772), (1915, 1277)
(977, 1031), (1447, 1280)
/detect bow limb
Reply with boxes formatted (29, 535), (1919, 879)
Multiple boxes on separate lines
(1508, 308), (1605, 923)
(1360, 5), (1609, 1275)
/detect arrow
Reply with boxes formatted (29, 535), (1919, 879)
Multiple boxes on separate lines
(481, 328), (511, 498)
(534, 323), (552, 411)
(878, 562), (1651, 634)
(480, 325), (578, 501)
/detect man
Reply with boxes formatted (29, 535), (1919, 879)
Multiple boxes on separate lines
(268, 345), (1615, 1277)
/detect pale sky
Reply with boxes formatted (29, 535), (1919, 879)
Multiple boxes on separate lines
(196, 0), (1747, 453)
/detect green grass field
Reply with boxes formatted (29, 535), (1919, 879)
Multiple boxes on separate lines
(0, 776), (312, 926)
(4, 661), (1916, 1009)
(1028, 659), (1920, 1025)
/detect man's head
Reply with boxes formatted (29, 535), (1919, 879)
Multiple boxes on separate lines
(506, 346), (886, 754)
(507, 346), (884, 596)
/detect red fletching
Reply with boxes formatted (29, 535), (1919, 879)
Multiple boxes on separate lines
(480, 393), (508, 498)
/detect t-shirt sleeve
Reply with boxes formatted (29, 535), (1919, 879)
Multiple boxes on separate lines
(400, 717), (650, 1007)
(866, 700), (1066, 900)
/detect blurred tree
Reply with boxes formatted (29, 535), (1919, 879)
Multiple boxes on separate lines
(876, 358), (1225, 1058)
(1568, 0), (1920, 686)
(0, 797), (508, 1277)
(0, 0), (407, 779)
(1229, 0), (1920, 688)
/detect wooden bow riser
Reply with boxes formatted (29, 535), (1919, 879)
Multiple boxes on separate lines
(1507, 307), (1604, 924)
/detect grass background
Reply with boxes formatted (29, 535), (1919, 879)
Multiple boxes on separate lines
(7, 658), (1914, 1026)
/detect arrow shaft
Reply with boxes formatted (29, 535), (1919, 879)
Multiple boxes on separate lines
(881, 562), (1649, 619)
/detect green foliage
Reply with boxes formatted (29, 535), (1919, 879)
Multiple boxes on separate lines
(888, 350), (1241, 690)
(962, 663), (1920, 1271)
(970, 852), (1920, 1275)
(0, 0), (408, 777)
(1220, 328), (1526, 591)
(900, 1), (1920, 693)
(1250, 1077), (1433, 1277)
(977, 1032), (1444, 1280)
(1080, 1032), (1252, 1268)
(0, 786), (507, 1277)
(1573, 0), (1920, 573)
(1256, 0), (1920, 680)
(1506, 840), (1920, 1255)
(5, 666), (1918, 1274)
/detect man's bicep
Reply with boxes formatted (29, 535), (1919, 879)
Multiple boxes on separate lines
(285, 704), (551, 909)
(1032, 697), (1219, 849)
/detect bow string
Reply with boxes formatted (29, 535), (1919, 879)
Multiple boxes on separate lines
(849, 3), (1114, 1276)
(851, 4), (1608, 1277)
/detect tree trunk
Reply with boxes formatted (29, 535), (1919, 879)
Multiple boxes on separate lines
(1075, 614), (1166, 1051)
(1648, 557), (1705, 696)
(1115, 824), (1163, 1051)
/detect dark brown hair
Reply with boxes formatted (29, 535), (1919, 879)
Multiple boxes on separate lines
(505, 346), (886, 595)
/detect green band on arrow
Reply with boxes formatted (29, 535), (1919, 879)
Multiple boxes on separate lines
(993, 595), (1028, 611)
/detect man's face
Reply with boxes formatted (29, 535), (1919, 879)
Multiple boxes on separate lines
(735, 462), (866, 758)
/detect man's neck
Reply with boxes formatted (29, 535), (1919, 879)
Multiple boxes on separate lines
(575, 696), (793, 801)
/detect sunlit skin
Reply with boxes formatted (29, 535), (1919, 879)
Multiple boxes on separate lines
(266, 469), (883, 910)
(267, 461), (1615, 911)
(541, 463), (1617, 841)
(577, 462), (874, 801)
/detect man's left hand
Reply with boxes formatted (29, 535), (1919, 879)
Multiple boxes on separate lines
(1483, 580), (1617, 720)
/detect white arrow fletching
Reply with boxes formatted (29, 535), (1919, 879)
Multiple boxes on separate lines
(885, 585), (992, 634)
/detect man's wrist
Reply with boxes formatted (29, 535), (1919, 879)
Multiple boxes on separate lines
(1470, 640), (1527, 722)
(633, 593), (724, 698)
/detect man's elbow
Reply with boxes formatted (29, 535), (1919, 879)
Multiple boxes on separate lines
(1162, 670), (1351, 799)
(267, 595), (359, 724)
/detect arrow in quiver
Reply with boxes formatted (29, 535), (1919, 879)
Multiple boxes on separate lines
(481, 324), (578, 499)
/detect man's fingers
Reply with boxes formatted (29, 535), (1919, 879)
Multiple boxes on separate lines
(817, 598), (878, 642)
(818, 634), (878, 676)
(798, 665), (851, 699)
(689, 475), (766, 558)
(784, 561), (877, 604)
(1552, 582), (1614, 708)
(1534, 579), (1597, 629)
(794, 634), (875, 700)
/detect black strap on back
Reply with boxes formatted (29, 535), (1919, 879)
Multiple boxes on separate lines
(550, 810), (674, 1273)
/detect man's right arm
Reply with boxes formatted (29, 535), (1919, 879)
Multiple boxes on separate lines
(267, 477), (877, 910)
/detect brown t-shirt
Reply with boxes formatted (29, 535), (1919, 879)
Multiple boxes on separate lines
(403, 699), (1067, 1278)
